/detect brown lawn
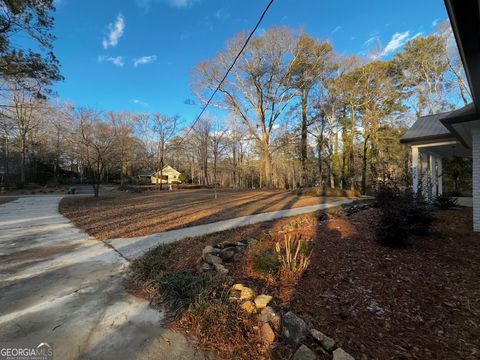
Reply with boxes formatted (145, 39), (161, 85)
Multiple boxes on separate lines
(59, 189), (345, 240)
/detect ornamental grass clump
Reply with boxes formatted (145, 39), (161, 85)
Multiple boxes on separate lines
(275, 234), (311, 282)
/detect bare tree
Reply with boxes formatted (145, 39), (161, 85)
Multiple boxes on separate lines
(152, 113), (177, 190)
(3, 85), (46, 184)
(73, 109), (116, 197)
(194, 27), (297, 187)
(192, 118), (211, 185)
(210, 119), (228, 199)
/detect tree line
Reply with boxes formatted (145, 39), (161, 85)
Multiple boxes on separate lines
(0, 1), (470, 195)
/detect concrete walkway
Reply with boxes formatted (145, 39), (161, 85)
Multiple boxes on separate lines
(107, 199), (353, 260)
(0, 195), (352, 359)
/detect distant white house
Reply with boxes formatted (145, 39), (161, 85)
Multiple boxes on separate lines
(150, 165), (182, 184)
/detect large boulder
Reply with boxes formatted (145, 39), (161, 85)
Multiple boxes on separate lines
(281, 311), (308, 346)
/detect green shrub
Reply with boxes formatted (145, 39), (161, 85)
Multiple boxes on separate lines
(375, 184), (432, 245)
(406, 194), (433, 235)
(251, 251), (279, 276)
(376, 207), (410, 246)
(434, 194), (458, 210)
(154, 272), (215, 313)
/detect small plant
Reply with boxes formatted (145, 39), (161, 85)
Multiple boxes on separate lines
(251, 251), (279, 276)
(154, 271), (215, 313)
(275, 234), (311, 281)
(434, 193), (458, 210)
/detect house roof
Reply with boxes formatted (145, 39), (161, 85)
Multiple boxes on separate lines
(400, 111), (455, 144)
(400, 104), (477, 146)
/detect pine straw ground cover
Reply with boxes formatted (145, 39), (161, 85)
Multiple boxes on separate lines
(127, 205), (480, 360)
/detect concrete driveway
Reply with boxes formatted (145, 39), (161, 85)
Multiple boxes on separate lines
(0, 196), (206, 360)
(0, 195), (352, 359)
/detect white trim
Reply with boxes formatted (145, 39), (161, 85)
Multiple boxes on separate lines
(412, 146), (419, 195)
(414, 140), (458, 148)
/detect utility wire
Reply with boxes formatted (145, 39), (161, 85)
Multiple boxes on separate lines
(180, 0), (275, 143)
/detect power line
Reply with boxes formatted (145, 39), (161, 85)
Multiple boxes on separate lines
(180, 0), (275, 143)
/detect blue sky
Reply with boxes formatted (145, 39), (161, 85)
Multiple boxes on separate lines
(52, 0), (449, 124)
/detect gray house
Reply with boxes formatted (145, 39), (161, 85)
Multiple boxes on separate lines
(401, 0), (480, 231)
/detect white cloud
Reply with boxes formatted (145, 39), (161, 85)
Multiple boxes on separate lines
(432, 18), (440, 27)
(102, 14), (125, 49)
(215, 8), (230, 21)
(331, 25), (342, 34)
(168, 0), (198, 7)
(98, 55), (125, 67)
(380, 31), (411, 57)
(133, 99), (149, 107)
(133, 55), (157, 67)
(364, 35), (379, 47)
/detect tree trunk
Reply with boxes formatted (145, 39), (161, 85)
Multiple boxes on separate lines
(263, 148), (273, 188)
(20, 137), (26, 185)
(361, 135), (369, 195)
(300, 89), (308, 186)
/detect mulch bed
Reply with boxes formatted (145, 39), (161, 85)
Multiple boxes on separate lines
(129, 206), (480, 359)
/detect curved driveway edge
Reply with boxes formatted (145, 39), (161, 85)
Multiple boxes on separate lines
(107, 199), (353, 260)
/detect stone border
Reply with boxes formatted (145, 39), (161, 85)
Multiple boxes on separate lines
(199, 241), (356, 360)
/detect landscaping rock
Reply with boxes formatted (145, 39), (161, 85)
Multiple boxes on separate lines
(281, 311), (308, 346)
(201, 245), (214, 259)
(219, 247), (236, 262)
(333, 348), (354, 360)
(292, 345), (317, 360)
(254, 294), (273, 309)
(310, 329), (335, 351)
(240, 287), (255, 301)
(241, 301), (256, 314)
(233, 253), (242, 262)
(232, 283), (244, 291)
(204, 253), (222, 266)
(258, 306), (281, 330)
(260, 323), (276, 346)
(213, 263), (228, 274)
(198, 262), (212, 272)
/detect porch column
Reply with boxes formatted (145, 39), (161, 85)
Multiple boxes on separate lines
(436, 156), (443, 195)
(473, 130), (480, 232)
(429, 154), (437, 198)
(411, 146), (419, 195)
(421, 150), (429, 198)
